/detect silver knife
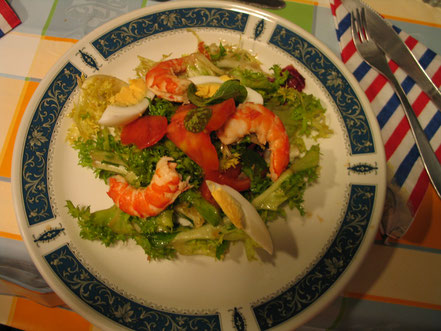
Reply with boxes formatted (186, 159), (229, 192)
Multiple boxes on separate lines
(341, 0), (441, 110)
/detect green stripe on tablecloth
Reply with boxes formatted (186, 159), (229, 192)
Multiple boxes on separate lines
(328, 297), (349, 330)
(268, 1), (314, 33)
(41, 0), (59, 36)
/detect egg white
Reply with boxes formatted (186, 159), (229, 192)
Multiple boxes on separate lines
(99, 89), (155, 127)
(189, 75), (263, 104)
(206, 180), (273, 254)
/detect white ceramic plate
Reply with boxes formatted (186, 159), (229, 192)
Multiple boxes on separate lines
(12, 1), (386, 330)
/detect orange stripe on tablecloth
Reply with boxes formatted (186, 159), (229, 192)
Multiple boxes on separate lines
(10, 297), (92, 331)
(286, 0), (319, 5)
(381, 14), (441, 29)
(344, 291), (441, 311)
(0, 231), (22, 241)
(393, 183), (441, 250)
(41, 35), (78, 43)
(0, 80), (39, 178)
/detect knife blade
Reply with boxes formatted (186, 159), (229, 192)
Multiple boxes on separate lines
(341, 0), (441, 110)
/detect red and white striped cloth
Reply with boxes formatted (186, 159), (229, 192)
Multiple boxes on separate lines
(0, 0), (20, 37)
(330, 0), (441, 238)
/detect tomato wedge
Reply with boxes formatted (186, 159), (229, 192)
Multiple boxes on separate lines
(121, 115), (167, 149)
(205, 98), (236, 132)
(198, 41), (211, 60)
(166, 98), (237, 172)
(200, 166), (250, 204)
(167, 108), (219, 171)
(200, 180), (219, 206)
(204, 169), (251, 192)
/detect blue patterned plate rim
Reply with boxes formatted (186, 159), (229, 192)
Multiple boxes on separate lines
(11, 1), (386, 330)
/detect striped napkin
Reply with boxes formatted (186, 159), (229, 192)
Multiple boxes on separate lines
(0, 0), (20, 37)
(330, 0), (441, 239)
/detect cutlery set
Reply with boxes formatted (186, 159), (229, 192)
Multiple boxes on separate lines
(343, 0), (441, 199)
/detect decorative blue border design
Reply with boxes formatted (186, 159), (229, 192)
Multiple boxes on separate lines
(45, 245), (221, 330)
(19, 8), (382, 329)
(270, 25), (375, 154)
(33, 223), (65, 247)
(348, 162), (378, 175)
(21, 62), (81, 226)
(253, 184), (376, 329)
(92, 7), (249, 59)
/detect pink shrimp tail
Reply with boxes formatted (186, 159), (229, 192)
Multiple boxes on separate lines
(217, 102), (290, 181)
(145, 56), (191, 103)
(107, 157), (190, 218)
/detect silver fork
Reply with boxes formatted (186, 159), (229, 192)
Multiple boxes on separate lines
(351, 8), (441, 199)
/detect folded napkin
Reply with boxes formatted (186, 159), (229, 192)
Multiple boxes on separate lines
(329, 0), (441, 239)
(0, 0), (20, 37)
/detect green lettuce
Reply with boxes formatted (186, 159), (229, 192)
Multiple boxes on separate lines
(252, 145), (320, 215)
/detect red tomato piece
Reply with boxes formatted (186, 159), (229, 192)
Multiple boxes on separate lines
(204, 169), (251, 192)
(200, 180), (219, 206)
(121, 115), (168, 149)
(205, 98), (236, 132)
(198, 41), (211, 60)
(167, 108), (219, 172)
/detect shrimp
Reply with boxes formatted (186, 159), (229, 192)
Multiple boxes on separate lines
(145, 56), (192, 103)
(107, 156), (190, 218)
(217, 102), (290, 181)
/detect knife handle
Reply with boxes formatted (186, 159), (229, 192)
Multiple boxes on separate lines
(392, 44), (441, 110)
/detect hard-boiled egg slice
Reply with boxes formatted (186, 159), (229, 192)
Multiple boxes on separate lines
(188, 75), (263, 104)
(244, 86), (263, 104)
(206, 180), (273, 254)
(99, 79), (155, 127)
(188, 75), (224, 85)
(99, 92), (154, 127)
(188, 75), (224, 98)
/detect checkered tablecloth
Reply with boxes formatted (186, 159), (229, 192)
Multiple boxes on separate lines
(0, 1), (440, 330)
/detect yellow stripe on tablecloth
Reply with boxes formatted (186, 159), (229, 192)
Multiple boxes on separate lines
(7, 297), (17, 326)
(0, 295), (15, 325)
(27, 37), (76, 80)
(0, 77), (25, 159)
(0, 181), (20, 237)
(0, 34), (40, 79)
(0, 80), (39, 178)
(344, 244), (441, 308)
(364, 0), (441, 27)
(288, 0), (441, 27)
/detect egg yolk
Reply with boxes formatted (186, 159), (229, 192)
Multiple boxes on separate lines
(210, 186), (244, 229)
(110, 78), (147, 106)
(194, 75), (232, 99)
(195, 83), (221, 98)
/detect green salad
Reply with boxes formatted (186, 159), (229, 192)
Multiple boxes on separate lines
(66, 40), (332, 261)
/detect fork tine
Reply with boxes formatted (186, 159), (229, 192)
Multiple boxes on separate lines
(359, 8), (369, 41)
(351, 8), (363, 45)
(350, 9), (359, 43)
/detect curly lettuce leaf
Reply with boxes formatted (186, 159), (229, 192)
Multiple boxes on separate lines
(73, 132), (203, 188)
(252, 145), (320, 215)
(266, 88), (333, 152)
